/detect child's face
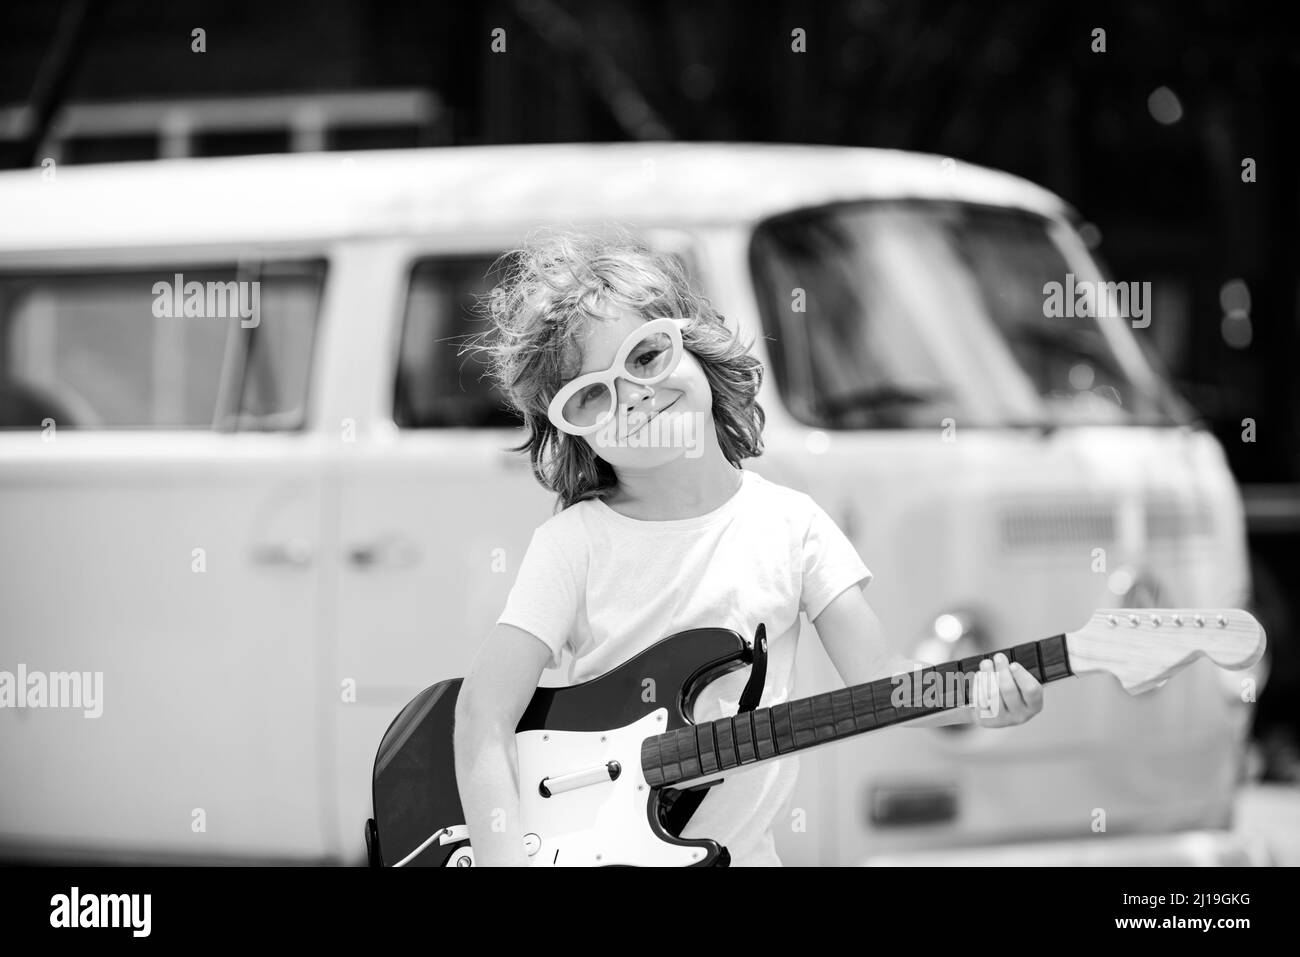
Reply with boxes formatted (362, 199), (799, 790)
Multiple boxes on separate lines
(566, 307), (712, 468)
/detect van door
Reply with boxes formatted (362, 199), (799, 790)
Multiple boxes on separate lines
(325, 245), (553, 862)
(0, 256), (331, 862)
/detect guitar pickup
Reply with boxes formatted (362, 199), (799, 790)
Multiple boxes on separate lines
(539, 760), (622, 797)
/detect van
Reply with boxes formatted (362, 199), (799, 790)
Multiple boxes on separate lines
(0, 143), (1262, 865)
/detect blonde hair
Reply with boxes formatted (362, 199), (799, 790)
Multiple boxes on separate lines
(465, 224), (765, 512)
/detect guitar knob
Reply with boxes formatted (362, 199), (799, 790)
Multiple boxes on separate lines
(524, 833), (541, 857)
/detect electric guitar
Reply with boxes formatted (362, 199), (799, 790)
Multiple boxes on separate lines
(365, 607), (1265, 867)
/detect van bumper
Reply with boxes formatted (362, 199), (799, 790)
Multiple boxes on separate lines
(861, 830), (1274, 867)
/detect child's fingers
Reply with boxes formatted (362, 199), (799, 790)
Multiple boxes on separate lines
(991, 653), (1026, 715)
(1008, 659), (1045, 712)
(974, 657), (1012, 721)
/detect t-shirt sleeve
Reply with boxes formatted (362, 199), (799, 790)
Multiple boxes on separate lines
(800, 499), (873, 622)
(495, 522), (580, 670)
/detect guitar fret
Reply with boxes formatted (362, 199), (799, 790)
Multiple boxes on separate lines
(789, 698), (817, 748)
(1038, 634), (1071, 681)
(1010, 642), (1043, 682)
(675, 726), (703, 781)
(642, 736), (665, 786)
(871, 678), (900, 726)
(850, 683), (877, 729)
(893, 670), (927, 721)
(734, 710), (757, 764)
(714, 717), (739, 769)
(932, 661), (963, 707)
(770, 702), (794, 752)
(830, 687), (857, 735)
(695, 721), (719, 775)
(811, 691), (838, 741)
(660, 729), (681, 783)
(753, 708), (777, 759)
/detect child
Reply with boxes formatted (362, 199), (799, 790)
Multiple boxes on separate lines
(453, 225), (1043, 867)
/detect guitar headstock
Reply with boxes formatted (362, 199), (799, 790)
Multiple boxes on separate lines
(1065, 608), (1266, 694)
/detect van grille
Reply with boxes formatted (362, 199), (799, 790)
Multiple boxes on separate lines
(1000, 500), (1215, 552)
(1000, 505), (1114, 550)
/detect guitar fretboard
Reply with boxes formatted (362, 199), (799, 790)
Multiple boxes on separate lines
(641, 635), (1072, 788)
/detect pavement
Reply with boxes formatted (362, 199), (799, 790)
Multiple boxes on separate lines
(1231, 781), (1300, 866)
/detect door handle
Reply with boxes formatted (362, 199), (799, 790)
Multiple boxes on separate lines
(250, 539), (314, 568)
(347, 536), (420, 570)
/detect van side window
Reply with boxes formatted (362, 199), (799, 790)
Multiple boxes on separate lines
(0, 261), (324, 431)
(232, 261), (327, 430)
(394, 257), (522, 429)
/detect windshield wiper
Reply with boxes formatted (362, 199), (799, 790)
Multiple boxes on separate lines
(819, 384), (948, 419)
(818, 384), (1067, 435)
(1006, 324), (1125, 378)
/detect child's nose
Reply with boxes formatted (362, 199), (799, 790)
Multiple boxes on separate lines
(616, 378), (657, 408)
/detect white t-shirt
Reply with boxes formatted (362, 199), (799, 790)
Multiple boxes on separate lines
(495, 468), (872, 866)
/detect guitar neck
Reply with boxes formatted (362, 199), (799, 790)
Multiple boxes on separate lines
(642, 634), (1073, 789)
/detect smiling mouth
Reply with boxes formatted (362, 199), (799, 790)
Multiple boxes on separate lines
(627, 397), (680, 436)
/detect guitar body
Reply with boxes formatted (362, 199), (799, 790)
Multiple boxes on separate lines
(365, 606), (1264, 867)
(367, 627), (753, 867)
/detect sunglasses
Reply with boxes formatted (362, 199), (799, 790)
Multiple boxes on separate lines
(547, 317), (686, 436)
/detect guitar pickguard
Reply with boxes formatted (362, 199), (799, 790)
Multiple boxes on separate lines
(513, 710), (707, 866)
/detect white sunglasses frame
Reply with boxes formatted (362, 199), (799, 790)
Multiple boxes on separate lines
(546, 317), (686, 437)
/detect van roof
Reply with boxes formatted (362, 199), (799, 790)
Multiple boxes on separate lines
(0, 141), (1069, 252)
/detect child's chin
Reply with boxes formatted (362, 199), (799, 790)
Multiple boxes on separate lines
(594, 444), (689, 468)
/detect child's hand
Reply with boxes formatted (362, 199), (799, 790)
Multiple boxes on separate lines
(972, 652), (1044, 728)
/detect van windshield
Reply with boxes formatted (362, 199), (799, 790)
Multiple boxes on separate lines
(749, 201), (1181, 429)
